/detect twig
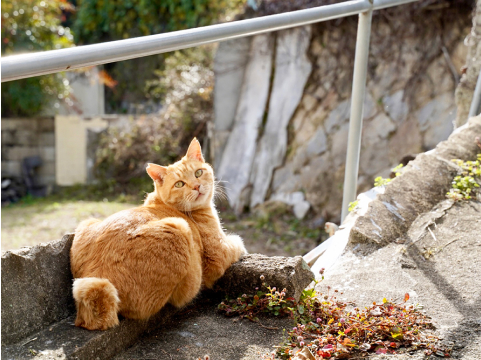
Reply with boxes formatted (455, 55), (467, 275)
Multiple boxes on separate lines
(441, 46), (460, 84)
(21, 337), (37, 346)
(160, 348), (173, 360)
(256, 320), (279, 330)
(439, 238), (460, 251)
(427, 226), (438, 242)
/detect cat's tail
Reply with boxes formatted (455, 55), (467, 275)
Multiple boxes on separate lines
(72, 277), (120, 330)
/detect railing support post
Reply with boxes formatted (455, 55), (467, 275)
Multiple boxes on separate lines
(468, 68), (481, 119)
(341, 5), (373, 222)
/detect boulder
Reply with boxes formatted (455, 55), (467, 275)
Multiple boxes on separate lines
(350, 115), (481, 247)
(455, 0), (481, 127)
(213, 254), (315, 302)
(269, 192), (311, 219)
(383, 89), (408, 124)
(212, 37), (251, 170)
(415, 92), (456, 149)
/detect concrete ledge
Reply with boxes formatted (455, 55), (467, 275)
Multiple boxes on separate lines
(1, 234), (75, 345)
(350, 115), (481, 247)
(2, 235), (313, 359)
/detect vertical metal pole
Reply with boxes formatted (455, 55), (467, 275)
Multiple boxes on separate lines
(468, 68), (481, 119)
(341, 5), (373, 222)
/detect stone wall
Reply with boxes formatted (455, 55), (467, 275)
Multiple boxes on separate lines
(1, 118), (56, 186)
(212, 3), (472, 221)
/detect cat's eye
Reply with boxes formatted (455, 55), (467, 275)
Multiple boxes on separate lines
(195, 169), (203, 178)
(174, 181), (184, 188)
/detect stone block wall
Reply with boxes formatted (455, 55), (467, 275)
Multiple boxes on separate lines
(1, 117), (56, 186)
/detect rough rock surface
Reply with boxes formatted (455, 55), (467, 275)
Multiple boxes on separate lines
(312, 112), (481, 358)
(1, 234), (75, 344)
(308, 116), (481, 360)
(217, 33), (273, 213)
(212, 37), (251, 170)
(2, 233), (312, 358)
(455, 0), (481, 127)
(250, 26), (312, 208)
(319, 200), (481, 359)
(213, 254), (314, 302)
(350, 115), (481, 247)
(1, 307), (177, 360)
(212, 4), (472, 220)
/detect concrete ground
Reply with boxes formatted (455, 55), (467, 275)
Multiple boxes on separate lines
(319, 200), (481, 359)
(114, 293), (293, 360)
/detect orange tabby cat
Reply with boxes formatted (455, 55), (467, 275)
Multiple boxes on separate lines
(70, 138), (246, 330)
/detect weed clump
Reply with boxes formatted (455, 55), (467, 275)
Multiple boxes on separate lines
(446, 153), (481, 201)
(373, 164), (404, 188)
(219, 274), (448, 359)
(218, 278), (295, 322)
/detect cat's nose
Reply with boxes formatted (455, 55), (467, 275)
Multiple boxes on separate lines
(193, 184), (200, 191)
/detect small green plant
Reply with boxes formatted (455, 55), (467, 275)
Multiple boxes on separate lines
(446, 154), (481, 201)
(374, 164), (404, 187)
(348, 200), (359, 212)
(218, 278), (295, 322)
(374, 176), (392, 187)
(391, 163), (404, 177)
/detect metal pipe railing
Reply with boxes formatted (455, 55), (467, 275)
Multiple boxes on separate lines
(341, 6), (373, 222)
(2, 0), (420, 228)
(2, 0), (371, 82)
(1, 0), (418, 83)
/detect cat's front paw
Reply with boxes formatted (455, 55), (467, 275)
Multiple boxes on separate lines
(226, 234), (247, 259)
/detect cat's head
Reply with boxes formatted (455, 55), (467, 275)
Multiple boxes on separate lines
(146, 138), (215, 211)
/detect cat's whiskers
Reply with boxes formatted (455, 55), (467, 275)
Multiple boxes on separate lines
(213, 182), (228, 202)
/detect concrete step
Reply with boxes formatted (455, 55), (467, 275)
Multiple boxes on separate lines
(1, 306), (177, 360)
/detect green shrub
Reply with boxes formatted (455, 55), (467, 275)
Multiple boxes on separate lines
(1, 0), (74, 116)
(94, 47), (214, 184)
(72, 0), (243, 112)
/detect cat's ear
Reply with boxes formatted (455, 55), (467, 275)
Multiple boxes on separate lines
(146, 163), (167, 184)
(185, 137), (205, 162)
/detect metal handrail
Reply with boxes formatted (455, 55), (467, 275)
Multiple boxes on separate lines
(1, 0), (416, 82)
(1, 0), (422, 272)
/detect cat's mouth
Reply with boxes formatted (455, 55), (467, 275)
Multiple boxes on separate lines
(195, 192), (204, 200)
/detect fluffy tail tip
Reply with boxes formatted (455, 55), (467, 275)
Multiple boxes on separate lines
(73, 277), (120, 330)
